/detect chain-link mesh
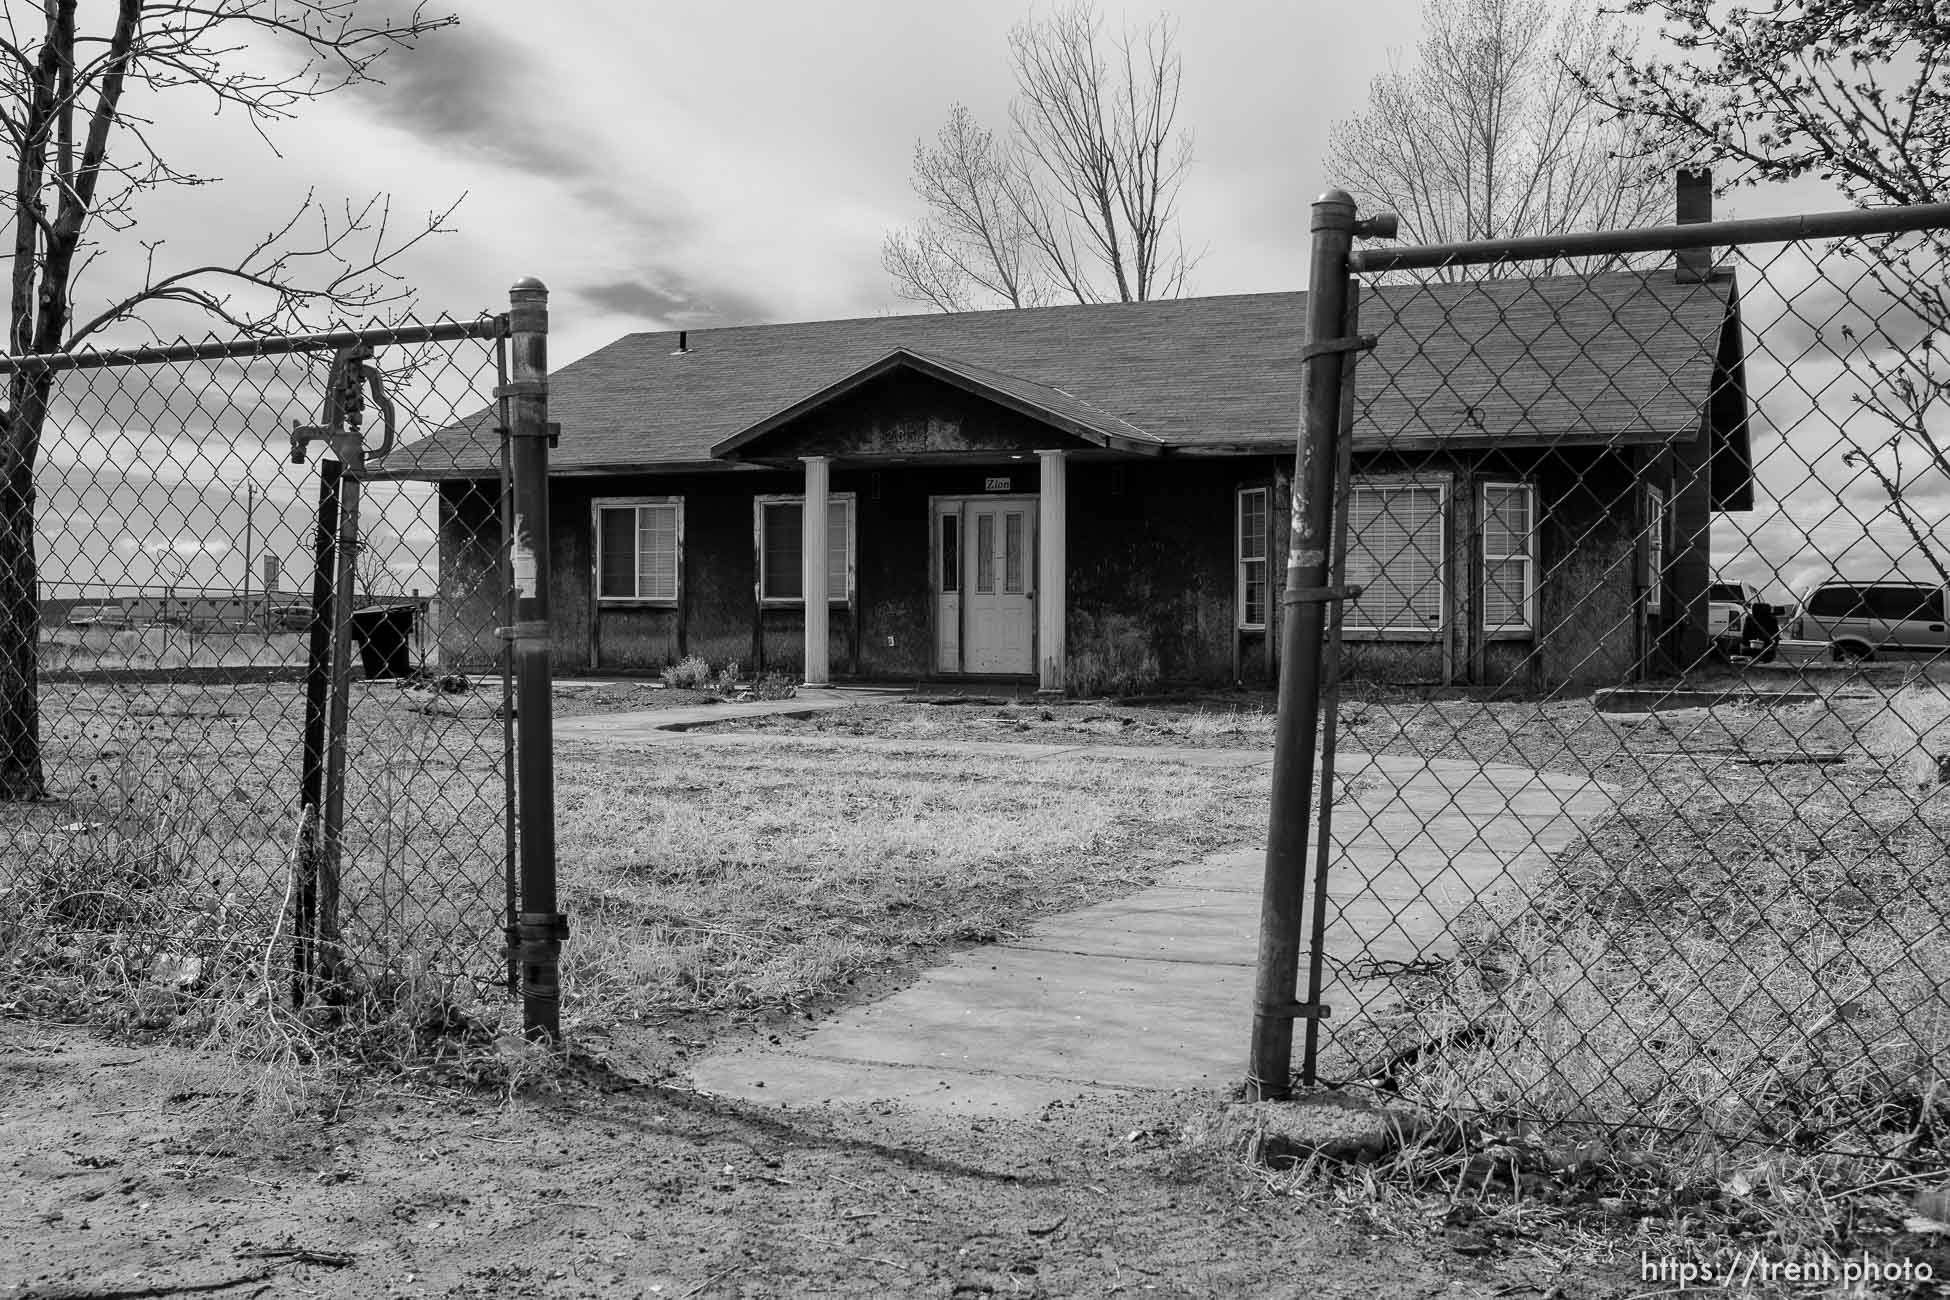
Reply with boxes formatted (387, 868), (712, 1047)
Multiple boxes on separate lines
(1300, 215), (1950, 1165)
(0, 317), (517, 1021)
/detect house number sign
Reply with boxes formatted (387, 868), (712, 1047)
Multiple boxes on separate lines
(984, 476), (1011, 492)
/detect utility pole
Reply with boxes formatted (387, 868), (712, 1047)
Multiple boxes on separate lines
(243, 483), (254, 625)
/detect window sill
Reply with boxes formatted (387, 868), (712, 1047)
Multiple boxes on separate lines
(1342, 628), (1444, 642)
(759, 599), (854, 608)
(596, 598), (679, 609)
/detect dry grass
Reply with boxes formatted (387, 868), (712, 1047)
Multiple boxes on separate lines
(1274, 683), (1950, 1276)
(0, 678), (515, 1087)
(552, 740), (1270, 1029)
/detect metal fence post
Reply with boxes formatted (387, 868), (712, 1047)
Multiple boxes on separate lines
(505, 277), (564, 1042)
(1245, 189), (1359, 1102)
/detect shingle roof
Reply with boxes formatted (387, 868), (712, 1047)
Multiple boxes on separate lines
(383, 271), (1739, 478)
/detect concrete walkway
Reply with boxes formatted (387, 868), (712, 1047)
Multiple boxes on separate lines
(554, 684), (887, 736)
(556, 705), (1619, 1115)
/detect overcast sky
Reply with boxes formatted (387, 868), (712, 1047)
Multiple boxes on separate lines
(103, 0), (1846, 365)
(34, 0), (1940, 608)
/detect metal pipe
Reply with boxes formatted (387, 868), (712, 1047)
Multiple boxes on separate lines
(506, 277), (562, 1042)
(1349, 199), (1950, 274)
(0, 317), (504, 374)
(1300, 278), (1363, 1087)
(496, 334), (520, 997)
(317, 457), (362, 999)
(1246, 190), (1358, 1101)
(293, 460), (340, 1007)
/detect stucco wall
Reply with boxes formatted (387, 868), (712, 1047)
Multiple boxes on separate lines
(443, 432), (1708, 692)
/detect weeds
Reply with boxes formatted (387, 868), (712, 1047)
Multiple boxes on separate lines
(749, 669), (798, 701)
(1, 679), (524, 1105)
(662, 654), (712, 689)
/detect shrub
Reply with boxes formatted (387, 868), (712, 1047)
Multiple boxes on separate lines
(710, 659), (742, 695)
(661, 654), (711, 690)
(751, 670), (798, 701)
(1067, 615), (1161, 698)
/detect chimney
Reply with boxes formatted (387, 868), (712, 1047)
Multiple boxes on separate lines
(262, 554), (279, 595)
(1675, 168), (1713, 283)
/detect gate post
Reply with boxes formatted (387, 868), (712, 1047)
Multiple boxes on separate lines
(505, 277), (565, 1042)
(1245, 191), (1359, 1101)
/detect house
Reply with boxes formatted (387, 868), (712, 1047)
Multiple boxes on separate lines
(388, 267), (1752, 694)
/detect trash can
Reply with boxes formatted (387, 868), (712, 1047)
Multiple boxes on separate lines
(349, 603), (415, 680)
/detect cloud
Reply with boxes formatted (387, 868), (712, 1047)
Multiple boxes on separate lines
(573, 275), (775, 328)
(343, 18), (693, 242)
(346, 21), (581, 183)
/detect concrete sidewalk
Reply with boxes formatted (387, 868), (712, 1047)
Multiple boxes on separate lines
(669, 747), (1614, 1116)
(554, 685), (887, 736)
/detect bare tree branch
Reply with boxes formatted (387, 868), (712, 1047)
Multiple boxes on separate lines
(0, 0), (460, 800)
(883, 1), (1197, 311)
(1325, 0), (1670, 281)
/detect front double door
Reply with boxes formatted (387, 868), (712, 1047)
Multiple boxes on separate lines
(934, 497), (1036, 675)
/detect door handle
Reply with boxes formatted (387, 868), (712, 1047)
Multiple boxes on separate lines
(1932, 624), (1946, 632)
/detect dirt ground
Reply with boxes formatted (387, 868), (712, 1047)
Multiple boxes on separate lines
(4, 678), (1938, 1299)
(0, 1017), (1577, 1300)
(690, 683), (1881, 784)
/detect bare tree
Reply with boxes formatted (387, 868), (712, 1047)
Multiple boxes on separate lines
(884, 2), (1196, 311)
(881, 105), (1044, 313)
(1596, 0), (1950, 585)
(0, 1), (459, 800)
(1324, 0), (1669, 277)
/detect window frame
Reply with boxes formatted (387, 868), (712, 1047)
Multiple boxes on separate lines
(1342, 476), (1449, 639)
(1237, 486), (1270, 631)
(1479, 480), (1537, 638)
(1645, 484), (1668, 611)
(754, 492), (857, 607)
(591, 496), (684, 606)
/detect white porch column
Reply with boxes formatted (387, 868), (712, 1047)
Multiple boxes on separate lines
(801, 455), (831, 687)
(1037, 449), (1067, 694)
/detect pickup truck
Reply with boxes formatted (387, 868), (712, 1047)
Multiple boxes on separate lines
(1709, 580), (1778, 661)
(66, 603), (131, 629)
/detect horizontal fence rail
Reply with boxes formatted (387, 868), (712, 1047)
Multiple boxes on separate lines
(0, 308), (525, 1039)
(0, 317), (505, 374)
(1349, 199), (1950, 273)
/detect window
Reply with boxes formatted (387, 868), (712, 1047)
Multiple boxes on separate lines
(1480, 482), (1535, 634)
(595, 499), (682, 601)
(1004, 513), (1025, 594)
(1865, 585), (1945, 622)
(756, 494), (854, 603)
(976, 512), (995, 593)
(940, 513), (959, 594)
(1237, 487), (1268, 629)
(1645, 485), (1667, 608)
(1807, 585), (1861, 618)
(1345, 481), (1446, 634)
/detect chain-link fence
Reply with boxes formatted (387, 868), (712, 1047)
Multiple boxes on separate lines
(1254, 193), (1950, 1166)
(0, 312), (528, 1026)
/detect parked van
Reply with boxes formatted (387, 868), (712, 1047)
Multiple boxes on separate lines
(1791, 580), (1950, 660)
